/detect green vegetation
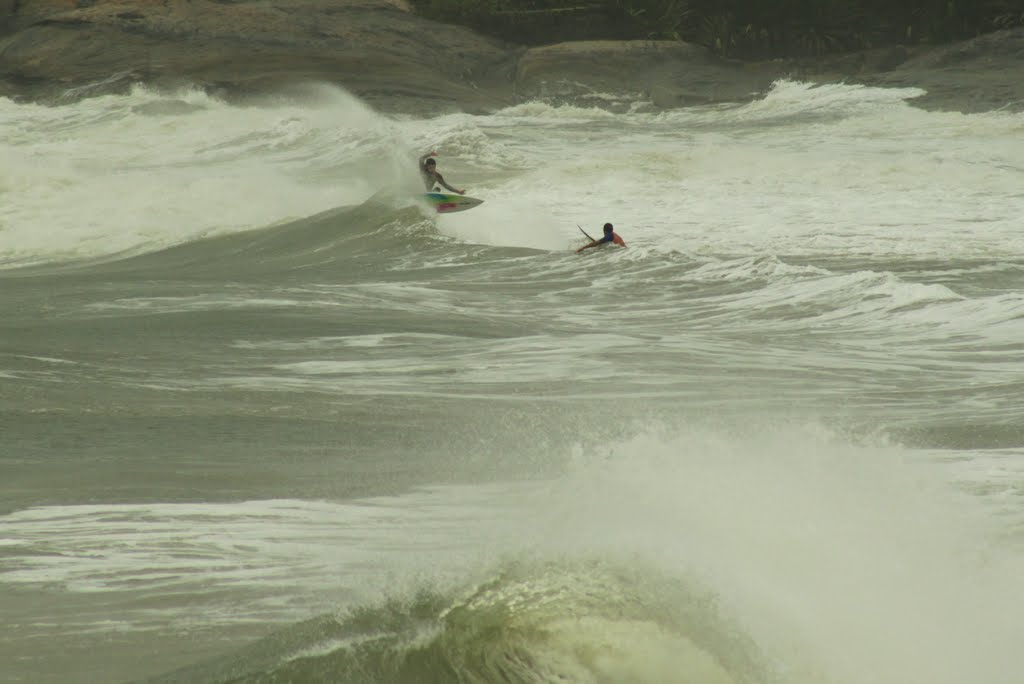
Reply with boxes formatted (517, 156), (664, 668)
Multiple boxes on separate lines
(409, 0), (1024, 57)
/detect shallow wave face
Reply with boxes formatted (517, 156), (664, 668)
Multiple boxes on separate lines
(150, 560), (770, 684)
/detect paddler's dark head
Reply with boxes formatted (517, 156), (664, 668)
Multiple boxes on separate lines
(603, 223), (613, 235)
(424, 158), (437, 172)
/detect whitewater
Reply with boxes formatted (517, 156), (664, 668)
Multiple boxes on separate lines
(1, 81), (1022, 684)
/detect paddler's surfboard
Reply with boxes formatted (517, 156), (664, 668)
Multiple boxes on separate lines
(423, 192), (484, 214)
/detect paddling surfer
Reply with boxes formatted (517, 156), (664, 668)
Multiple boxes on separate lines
(577, 223), (626, 253)
(419, 152), (465, 194)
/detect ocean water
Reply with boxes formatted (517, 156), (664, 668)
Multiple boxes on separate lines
(1, 81), (1023, 684)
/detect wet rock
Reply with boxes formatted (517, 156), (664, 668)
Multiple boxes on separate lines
(0, 0), (518, 113)
(1, 0), (1022, 113)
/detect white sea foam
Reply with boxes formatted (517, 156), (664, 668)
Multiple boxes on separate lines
(535, 426), (1024, 684)
(4, 81), (1023, 264)
(1, 426), (1020, 682)
(0, 489), (527, 627)
(0, 85), (406, 266)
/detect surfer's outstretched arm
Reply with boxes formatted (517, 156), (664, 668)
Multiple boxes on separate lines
(435, 172), (465, 195)
(576, 240), (601, 253)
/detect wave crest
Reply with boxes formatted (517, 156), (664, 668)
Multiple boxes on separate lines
(148, 559), (776, 684)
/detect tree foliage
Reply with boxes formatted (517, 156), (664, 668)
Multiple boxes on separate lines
(409, 0), (1024, 57)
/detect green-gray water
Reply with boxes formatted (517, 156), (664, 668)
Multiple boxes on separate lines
(2, 82), (1022, 683)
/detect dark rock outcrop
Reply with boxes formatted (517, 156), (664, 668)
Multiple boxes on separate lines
(870, 27), (1024, 111)
(514, 40), (781, 108)
(1, 0), (1023, 113)
(0, 0), (521, 112)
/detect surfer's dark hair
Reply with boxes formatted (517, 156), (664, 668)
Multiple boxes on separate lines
(424, 158), (436, 166)
(603, 223), (613, 231)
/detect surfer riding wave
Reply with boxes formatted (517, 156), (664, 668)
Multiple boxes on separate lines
(419, 152), (465, 195)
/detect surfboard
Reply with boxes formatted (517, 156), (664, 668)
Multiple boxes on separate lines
(423, 192), (484, 214)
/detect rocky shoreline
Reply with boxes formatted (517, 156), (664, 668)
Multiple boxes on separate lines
(1, 0), (1022, 113)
